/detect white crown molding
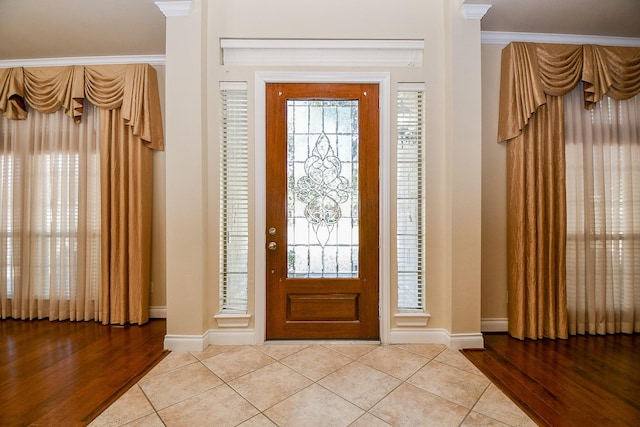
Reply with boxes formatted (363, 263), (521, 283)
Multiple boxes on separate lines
(460, 4), (492, 20)
(482, 31), (640, 47)
(221, 39), (424, 67)
(155, 1), (193, 17)
(0, 55), (166, 68)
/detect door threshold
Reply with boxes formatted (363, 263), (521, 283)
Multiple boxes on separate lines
(264, 340), (381, 345)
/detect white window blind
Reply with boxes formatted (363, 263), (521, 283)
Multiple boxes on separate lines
(219, 82), (249, 311)
(396, 84), (425, 310)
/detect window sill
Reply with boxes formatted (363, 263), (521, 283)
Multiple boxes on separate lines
(394, 312), (431, 327)
(214, 312), (252, 328)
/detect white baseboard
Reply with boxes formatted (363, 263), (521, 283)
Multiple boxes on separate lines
(207, 329), (257, 346)
(481, 318), (508, 332)
(388, 329), (484, 349)
(165, 328), (486, 352)
(388, 328), (449, 345)
(164, 331), (209, 352)
(149, 306), (167, 319)
(449, 333), (484, 350)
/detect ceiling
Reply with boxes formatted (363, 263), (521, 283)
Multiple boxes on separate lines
(1, 0), (639, 61)
(467, 0), (640, 38)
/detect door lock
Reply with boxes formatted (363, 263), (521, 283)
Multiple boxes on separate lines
(268, 241), (277, 251)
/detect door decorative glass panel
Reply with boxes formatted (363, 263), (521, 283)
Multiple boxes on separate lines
(287, 100), (359, 278)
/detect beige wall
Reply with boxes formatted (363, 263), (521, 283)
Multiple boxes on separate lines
(162, 0), (485, 345)
(480, 43), (509, 321)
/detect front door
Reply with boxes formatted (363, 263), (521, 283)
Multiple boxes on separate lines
(265, 83), (379, 340)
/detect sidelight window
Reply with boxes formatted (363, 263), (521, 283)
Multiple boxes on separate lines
(219, 83), (249, 311)
(396, 84), (425, 311)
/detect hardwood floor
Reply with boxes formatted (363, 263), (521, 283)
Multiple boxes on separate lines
(462, 332), (640, 427)
(0, 318), (167, 427)
(3, 322), (638, 427)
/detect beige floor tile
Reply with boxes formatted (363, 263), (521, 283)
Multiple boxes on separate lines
(143, 351), (198, 379)
(473, 384), (536, 426)
(139, 361), (223, 410)
(370, 383), (469, 427)
(237, 414), (278, 427)
(256, 344), (309, 360)
(357, 345), (428, 380)
(436, 348), (485, 376)
(280, 345), (352, 381)
(323, 343), (378, 359)
(349, 413), (393, 427)
(89, 385), (155, 426)
(158, 384), (259, 427)
(408, 360), (490, 408)
(191, 344), (243, 361)
(228, 362), (312, 411)
(201, 346), (275, 381)
(264, 384), (364, 427)
(92, 344), (534, 427)
(461, 411), (509, 426)
(318, 361), (401, 410)
(122, 412), (165, 427)
(395, 343), (447, 359)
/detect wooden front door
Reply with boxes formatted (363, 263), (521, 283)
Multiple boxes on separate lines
(265, 83), (379, 340)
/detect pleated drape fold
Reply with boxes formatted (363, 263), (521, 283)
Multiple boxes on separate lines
(498, 42), (640, 340)
(0, 64), (164, 325)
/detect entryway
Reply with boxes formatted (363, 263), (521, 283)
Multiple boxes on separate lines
(265, 83), (380, 339)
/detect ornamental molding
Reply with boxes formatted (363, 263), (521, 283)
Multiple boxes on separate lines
(460, 4), (492, 20)
(481, 31), (640, 47)
(221, 39), (424, 67)
(0, 55), (166, 68)
(155, 1), (194, 17)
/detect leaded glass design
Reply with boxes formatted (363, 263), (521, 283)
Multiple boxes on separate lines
(287, 100), (359, 278)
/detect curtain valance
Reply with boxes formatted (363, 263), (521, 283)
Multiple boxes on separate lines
(0, 64), (163, 150)
(498, 42), (640, 143)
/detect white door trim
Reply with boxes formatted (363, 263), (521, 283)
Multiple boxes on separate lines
(254, 72), (391, 344)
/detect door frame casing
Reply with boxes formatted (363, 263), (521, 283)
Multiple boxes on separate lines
(254, 72), (391, 344)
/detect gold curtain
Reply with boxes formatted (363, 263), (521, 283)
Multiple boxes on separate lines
(0, 64), (164, 325)
(498, 42), (640, 340)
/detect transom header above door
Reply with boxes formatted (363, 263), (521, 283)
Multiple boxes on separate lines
(220, 39), (424, 67)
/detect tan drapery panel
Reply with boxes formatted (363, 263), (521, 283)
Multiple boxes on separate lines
(499, 42), (640, 340)
(0, 64), (163, 325)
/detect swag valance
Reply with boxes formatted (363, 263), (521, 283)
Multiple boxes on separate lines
(0, 63), (163, 150)
(498, 43), (640, 143)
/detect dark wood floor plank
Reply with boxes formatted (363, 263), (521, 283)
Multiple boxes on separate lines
(462, 333), (640, 427)
(0, 318), (167, 427)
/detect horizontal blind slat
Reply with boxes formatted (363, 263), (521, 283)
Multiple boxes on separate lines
(397, 89), (425, 311)
(220, 88), (249, 311)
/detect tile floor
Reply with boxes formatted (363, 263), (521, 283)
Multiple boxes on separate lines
(90, 343), (535, 427)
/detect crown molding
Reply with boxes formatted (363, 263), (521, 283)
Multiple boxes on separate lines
(481, 31), (640, 47)
(0, 55), (166, 68)
(221, 39), (424, 67)
(460, 4), (492, 20)
(155, 1), (193, 17)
